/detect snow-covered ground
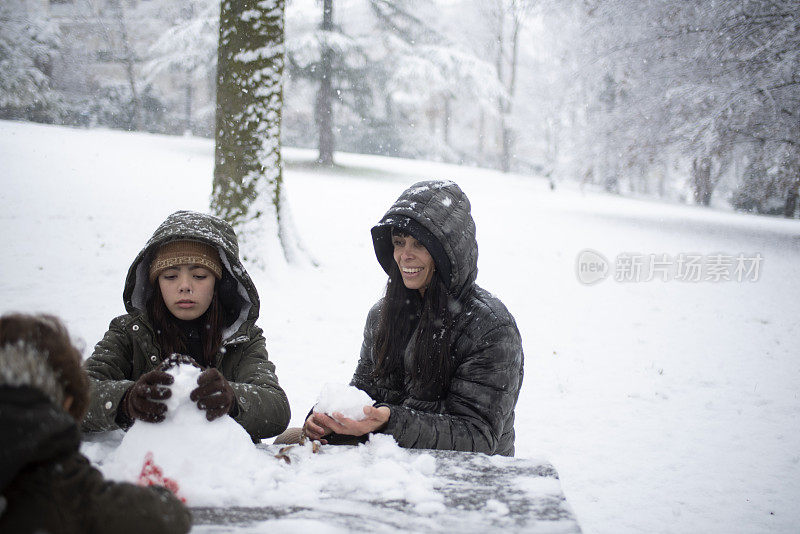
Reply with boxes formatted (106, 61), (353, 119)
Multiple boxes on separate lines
(1, 120), (799, 533)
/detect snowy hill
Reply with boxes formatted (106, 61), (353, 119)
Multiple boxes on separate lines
(1, 120), (799, 534)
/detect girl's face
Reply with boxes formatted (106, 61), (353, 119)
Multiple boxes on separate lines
(392, 233), (435, 295)
(157, 264), (216, 321)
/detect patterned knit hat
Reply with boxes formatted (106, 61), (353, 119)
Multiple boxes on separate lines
(148, 240), (223, 283)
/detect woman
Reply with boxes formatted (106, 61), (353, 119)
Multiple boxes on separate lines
(304, 180), (524, 456)
(82, 210), (290, 442)
(0, 313), (191, 534)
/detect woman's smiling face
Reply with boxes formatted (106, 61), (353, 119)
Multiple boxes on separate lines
(392, 232), (435, 295)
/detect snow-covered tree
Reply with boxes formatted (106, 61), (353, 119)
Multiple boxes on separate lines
(0, 0), (62, 121)
(366, 0), (505, 163)
(481, 0), (533, 173)
(315, 0), (336, 165)
(285, 0), (371, 165)
(144, 0), (219, 134)
(78, 0), (148, 130)
(213, 0), (309, 264)
(549, 0), (800, 211)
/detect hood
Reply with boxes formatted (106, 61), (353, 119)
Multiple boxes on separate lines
(0, 344), (79, 492)
(124, 210), (260, 342)
(371, 180), (478, 297)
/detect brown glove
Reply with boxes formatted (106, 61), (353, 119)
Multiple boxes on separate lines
(190, 368), (235, 421)
(122, 370), (173, 423)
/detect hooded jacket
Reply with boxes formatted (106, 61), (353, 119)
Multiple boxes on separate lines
(82, 211), (290, 441)
(352, 180), (524, 456)
(0, 344), (191, 534)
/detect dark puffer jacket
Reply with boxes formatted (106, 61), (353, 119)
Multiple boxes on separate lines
(0, 345), (191, 534)
(352, 180), (524, 456)
(82, 210), (290, 441)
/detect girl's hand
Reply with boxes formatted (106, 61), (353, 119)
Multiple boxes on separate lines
(190, 368), (234, 421)
(315, 405), (390, 437)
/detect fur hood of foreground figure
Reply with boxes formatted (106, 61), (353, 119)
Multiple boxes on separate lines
(0, 344), (191, 534)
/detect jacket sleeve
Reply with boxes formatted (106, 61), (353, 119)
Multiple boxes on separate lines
(82, 316), (136, 432)
(64, 453), (191, 534)
(227, 326), (291, 441)
(379, 321), (523, 455)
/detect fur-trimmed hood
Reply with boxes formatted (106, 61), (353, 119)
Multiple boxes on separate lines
(0, 343), (65, 409)
(0, 344), (78, 493)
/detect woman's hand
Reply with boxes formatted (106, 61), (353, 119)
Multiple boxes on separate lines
(303, 412), (332, 443)
(314, 405), (390, 437)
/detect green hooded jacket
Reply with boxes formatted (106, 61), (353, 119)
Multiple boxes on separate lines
(81, 211), (290, 441)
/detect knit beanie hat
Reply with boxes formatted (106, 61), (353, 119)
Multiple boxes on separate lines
(149, 240), (223, 283)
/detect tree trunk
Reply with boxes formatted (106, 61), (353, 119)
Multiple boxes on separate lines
(184, 78), (193, 134)
(477, 109), (485, 160)
(496, 5), (522, 174)
(99, 3), (142, 130)
(213, 0), (307, 264)
(494, 6), (507, 172)
(692, 157), (713, 206)
(785, 180), (799, 218)
(501, 16), (521, 173)
(316, 0), (335, 165)
(443, 95), (451, 146)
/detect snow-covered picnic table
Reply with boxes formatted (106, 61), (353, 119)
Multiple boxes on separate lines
(190, 446), (581, 533)
(81, 366), (581, 532)
(84, 431), (580, 532)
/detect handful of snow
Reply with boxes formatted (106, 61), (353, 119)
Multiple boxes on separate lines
(313, 383), (374, 421)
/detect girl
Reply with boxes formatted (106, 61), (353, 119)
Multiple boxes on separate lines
(303, 181), (524, 456)
(82, 210), (290, 442)
(0, 313), (191, 534)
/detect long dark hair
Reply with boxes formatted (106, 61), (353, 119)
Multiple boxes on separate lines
(146, 282), (223, 367)
(373, 261), (454, 397)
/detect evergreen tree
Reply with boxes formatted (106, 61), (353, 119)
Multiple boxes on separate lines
(0, 0), (62, 121)
(285, 0), (374, 164)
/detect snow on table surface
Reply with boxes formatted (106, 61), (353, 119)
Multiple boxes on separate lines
(85, 365), (578, 530)
(2, 120), (799, 534)
(84, 430), (580, 533)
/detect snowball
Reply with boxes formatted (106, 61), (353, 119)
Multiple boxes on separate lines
(313, 383), (374, 421)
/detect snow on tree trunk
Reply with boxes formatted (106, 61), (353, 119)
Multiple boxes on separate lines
(213, 0), (310, 266)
